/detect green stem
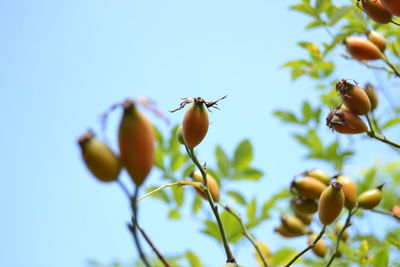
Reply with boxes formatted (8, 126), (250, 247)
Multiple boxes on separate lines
(370, 208), (400, 221)
(391, 20), (400, 27)
(366, 115), (400, 149)
(284, 225), (326, 267)
(221, 203), (269, 267)
(326, 207), (358, 267)
(186, 146), (236, 263)
(382, 55), (400, 77)
(136, 183), (179, 202)
(130, 186), (152, 267)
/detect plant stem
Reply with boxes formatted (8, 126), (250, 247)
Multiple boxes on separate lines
(136, 182), (179, 202)
(221, 203), (269, 267)
(382, 55), (400, 77)
(284, 225), (326, 267)
(135, 180), (205, 202)
(136, 223), (172, 267)
(366, 115), (400, 149)
(186, 146), (236, 263)
(130, 186), (152, 267)
(326, 208), (358, 267)
(391, 20), (400, 27)
(370, 208), (400, 221)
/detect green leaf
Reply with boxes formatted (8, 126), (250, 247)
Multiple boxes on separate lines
(170, 152), (187, 172)
(273, 110), (303, 124)
(382, 118), (400, 130)
(168, 125), (180, 153)
(233, 140), (253, 171)
(246, 199), (257, 222)
(315, 0), (324, 13)
(215, 145), (230, 177)
(154, 146), (165, 170)
(372, 245), (389, 267)
(302, 101), (313, 123)
(192, 195), (203, 215)
(290, 3), (313, 16)
(270, 247), (298, 266)
(168, 208), (181, 220)
(185, 251), (203, 267)
(202, 211), (242, 243)
(226, 191), (247, 205)
(171, 186), (184, 207)
(329, 6), (352, 26)
(261, 189), (290, 218)
(232, 168), (263, 181)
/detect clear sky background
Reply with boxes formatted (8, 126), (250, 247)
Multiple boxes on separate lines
(1, 1), (399, 267)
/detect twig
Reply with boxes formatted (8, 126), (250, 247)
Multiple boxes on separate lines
(340, 54), (394, 74)
(136, 223), (172, 267)
(382, 55), (400, 77)
(136, 183), (179, 202)
(130, 187), (152, 267)
(370, 208), (400, 221)
(221, 203), (269, 267)
(326, 208), (358, 267)
(366, 115), (400, 149)
(135, 180), (205, 202)
(186, 146), (236, 263)
(391, 20), (400, 27)
(284, 225), (327, 267)
(117, 180), (171, 266)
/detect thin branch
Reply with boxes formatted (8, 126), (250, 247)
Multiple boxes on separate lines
(136, 223), (172, 267)
(221, 203), (269, 267)
(370, 208), (400, 221)
(366, 115), (400, 149)
(186, 145), (236, 263)
(135, 180), (205, 202)
(340, 54), (394, 74)
(391, 20), (400, 26)
(116, 179), (131, 199)
(326, 208), (358, 267)
(284, 225), (327, 267)
(382, 55), (400, 77)
(130, 187), (152, 267)
(136, 183), (179, 202)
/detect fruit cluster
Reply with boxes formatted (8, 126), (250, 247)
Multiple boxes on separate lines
(359, 0), (400, 24)
(326, 79), (378, 134)
(274, 169), (385, 258)
(78, 100), (156, 186)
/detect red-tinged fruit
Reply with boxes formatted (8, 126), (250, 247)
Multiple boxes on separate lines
(335, 174), (358, 210)
(336, 79), (371, 115)
(326, 107), (368, 134)
(382, 0), (400, 16)
(118, 100), (155, 186)
(190, 170), (220, 202)
(291, 177), (327, 199)
(358, 184), (384, 209)
(78, 130), (121, 182)
(364, 83), (379, 111)
(360, 0), (393, 24)
(344, 37), (383, 60)
(182, 98), (209, 149)
(318, 182), (345, 225)
(392, 205), (400, 217)
(366, 30), (386, 52)
(308, 233), (327, 258)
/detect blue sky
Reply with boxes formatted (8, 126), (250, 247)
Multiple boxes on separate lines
(1, 1), (399, 267)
